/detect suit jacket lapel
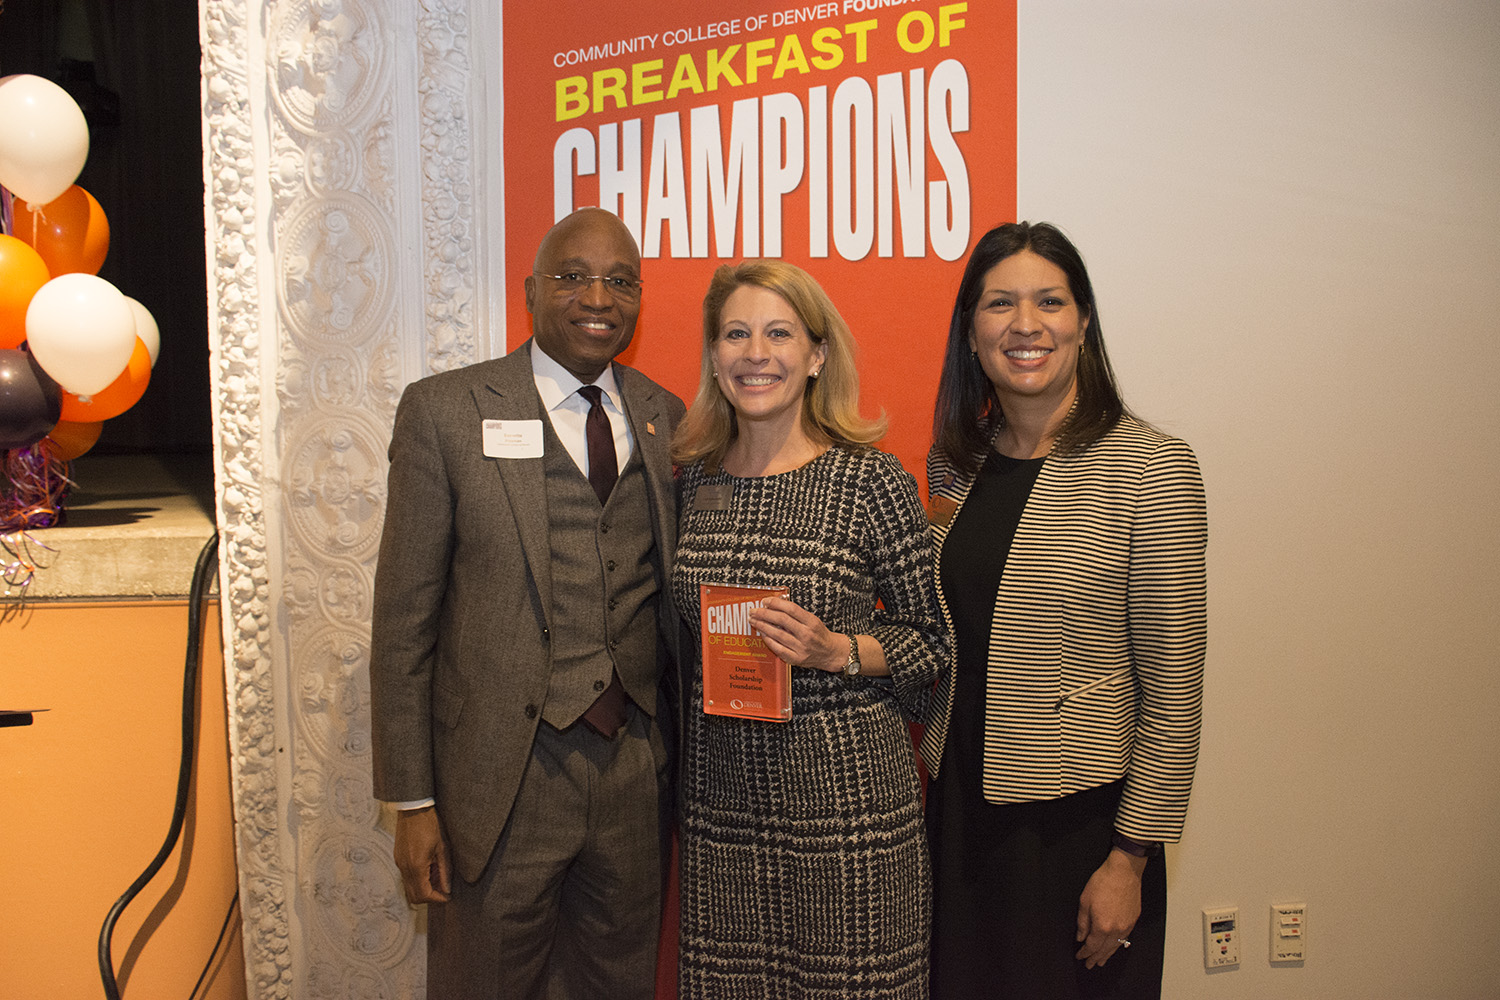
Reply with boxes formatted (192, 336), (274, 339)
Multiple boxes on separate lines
(616, 364), (675, 572)
(474, 345), (554, 627)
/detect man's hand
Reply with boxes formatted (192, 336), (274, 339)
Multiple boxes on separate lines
(1074, 847), (1146, 968)
(394, 806), (452, 905)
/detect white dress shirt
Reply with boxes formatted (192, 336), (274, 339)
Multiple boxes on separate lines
(529, 341), (636, 473)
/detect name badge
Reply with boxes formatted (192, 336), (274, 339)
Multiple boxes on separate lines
(927, 494), (958, 528)
(482, 419), (543, 459)
(694, 484), (734, 511)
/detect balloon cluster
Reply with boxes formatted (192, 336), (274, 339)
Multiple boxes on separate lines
(0, 73), (162, 538)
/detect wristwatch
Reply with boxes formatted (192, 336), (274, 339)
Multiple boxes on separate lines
(1111, 831), (1163, 857)
(841, 634), (862, 677)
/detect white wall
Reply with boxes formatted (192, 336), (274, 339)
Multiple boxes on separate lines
(1019, 2), (1500, 997)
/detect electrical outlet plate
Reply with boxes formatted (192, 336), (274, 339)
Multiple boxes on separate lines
(1203, 906), (1240, 968)
(1270, 902), (1306, 962)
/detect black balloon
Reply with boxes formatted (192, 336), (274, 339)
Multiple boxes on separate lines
(0, 346), (63, 450)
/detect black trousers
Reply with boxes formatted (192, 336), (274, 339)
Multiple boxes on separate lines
(926, 773), (1167, 1000)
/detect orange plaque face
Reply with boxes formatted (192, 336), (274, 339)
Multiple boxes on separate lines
(699, 582), (792, 722)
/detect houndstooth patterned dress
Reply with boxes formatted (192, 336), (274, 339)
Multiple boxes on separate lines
(671, 446), (949, 999)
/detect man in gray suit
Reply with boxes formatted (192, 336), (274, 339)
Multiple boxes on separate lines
(369, 208), (684, 998)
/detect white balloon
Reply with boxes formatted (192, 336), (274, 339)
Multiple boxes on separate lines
(0, 74), (90, 206)
(124, 297), (161, 367)
(25, 274), (137, 396)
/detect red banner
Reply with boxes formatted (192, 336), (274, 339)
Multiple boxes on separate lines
(504, 0), (1015, 478)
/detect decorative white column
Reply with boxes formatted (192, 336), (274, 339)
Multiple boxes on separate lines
(200, 2), (493, 996)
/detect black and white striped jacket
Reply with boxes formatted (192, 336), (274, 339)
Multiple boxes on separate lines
(918, 416), (1207, 843)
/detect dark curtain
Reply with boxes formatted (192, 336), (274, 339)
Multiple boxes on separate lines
(1, 0), (211, 456)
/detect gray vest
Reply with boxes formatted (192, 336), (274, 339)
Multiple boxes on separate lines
(539, 412), (661, 730)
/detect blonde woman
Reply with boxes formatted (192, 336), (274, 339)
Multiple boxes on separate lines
(670, 260), (948, 998)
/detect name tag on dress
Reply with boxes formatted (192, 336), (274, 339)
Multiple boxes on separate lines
(927, 494), (958, 528)
(482, 419), (543, 458)
(694, 484), (734, 511)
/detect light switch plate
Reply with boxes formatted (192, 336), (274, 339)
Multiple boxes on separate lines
(1270, 902), (1306, 962)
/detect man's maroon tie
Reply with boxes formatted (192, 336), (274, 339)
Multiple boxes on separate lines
(577, 384), (627, 738)
(578, 385), (618, 505)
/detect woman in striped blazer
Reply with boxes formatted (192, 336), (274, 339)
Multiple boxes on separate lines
(920, 222), (1207, 999)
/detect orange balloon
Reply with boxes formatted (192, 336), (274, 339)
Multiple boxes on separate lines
(14, 184), (111, 276)
(59, 336), (151, 422)
(44, 419), (103, 460)
(0, 233), (51, 349)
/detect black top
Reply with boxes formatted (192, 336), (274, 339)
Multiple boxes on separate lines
(938, 449), (1045, 769)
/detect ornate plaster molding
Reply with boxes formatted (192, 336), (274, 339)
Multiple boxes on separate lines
(417, 0), (482, 371)
(201, 1), (289, 996)
(203, 0), (482, 996)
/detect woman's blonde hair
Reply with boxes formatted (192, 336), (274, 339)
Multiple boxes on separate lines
(672, 260), (886, 471)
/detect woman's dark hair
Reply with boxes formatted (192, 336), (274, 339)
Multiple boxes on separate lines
(931, 221), (1128, 473)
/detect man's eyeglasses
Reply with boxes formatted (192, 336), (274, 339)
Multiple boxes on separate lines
(534, 271), (643, 302)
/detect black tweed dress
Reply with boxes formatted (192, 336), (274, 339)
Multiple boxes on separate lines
(671, 446), (948, 999)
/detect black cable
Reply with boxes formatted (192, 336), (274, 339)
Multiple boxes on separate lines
(188, 891), (239, 1000)
(98, 533), (220, 1000)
